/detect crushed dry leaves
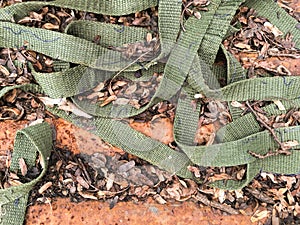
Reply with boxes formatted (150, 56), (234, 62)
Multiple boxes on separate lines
(0, 0), (300, 224)
(75, 72), (164, 110)
(224, 4), (300, 78)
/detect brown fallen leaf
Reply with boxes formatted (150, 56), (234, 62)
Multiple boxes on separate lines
(129, 117), (174, 144)
(263, 22), (283, 37)
(19, 158), (27, 176)
(42, 23), (59, 30)
(38, 182), (53, 194)
(234, 42), (252, 50)
(251, 209), (270, 223)
(76, 176), (89, 189)
(78, 191), (98, 200)
(194, 123), (216, 145)
(153, 194), (167, 204)
(0, 65), (10, 76)
(100, 95), (117, 107)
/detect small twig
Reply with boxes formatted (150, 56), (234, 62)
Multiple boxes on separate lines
(268, 51), (300, 59)
(263, 33), (284, 49)
(246, 101), (291, 156)
(248, 148), (291, 159)
(192, 192), (239, 215)
(246, 101), (282, 147)
(180, 2), (193, 32)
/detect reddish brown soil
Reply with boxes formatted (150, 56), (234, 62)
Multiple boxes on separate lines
(26, 198), (255, 225)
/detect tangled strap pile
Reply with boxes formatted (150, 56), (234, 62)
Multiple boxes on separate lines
(0, 0), (300, 224)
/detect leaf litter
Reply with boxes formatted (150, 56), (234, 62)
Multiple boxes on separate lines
(0, 0), (300, 224)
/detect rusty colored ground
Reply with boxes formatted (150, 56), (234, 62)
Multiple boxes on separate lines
(0, 119), (257, 224)
(0, 120), (27, 151)
(26, 198), (255, 225)
(0, 118), (124, 155)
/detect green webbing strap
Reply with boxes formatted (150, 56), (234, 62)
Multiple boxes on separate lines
(1, 0), (300, 223)
(0, 123), (52, 225)
(0, 84), (43, 98)
(32, 63), (166, 98)
(0, 0), (158, 19)
(47, 106), (194, 179)
(70, 8), (221, 118)
(154, 0), (181, 62)
(0, 0), (298, 179)
(198, 1), (244, 66)
(65, 20), (149, 46)
(0, 21), (138, 71)
(173, 0), (246, 162)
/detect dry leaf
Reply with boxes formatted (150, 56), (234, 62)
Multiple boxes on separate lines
(231, 101), (244, 108)
(38, 97), (65, 107)
(55, 160), (63, 171)
(106, 173), (115, 191)
(92, 82), (105, 92)
(124, 83), (137, 96)
(294, 203), (300, 216)
(113, 80), (127, 88)
(273, 100), (286, 111)
(234, 42), (252, 50)
(47, 13), (61, 25)
(234, 190), (244, 199)
(118, 161), (135, 173)
(281, 176), (296, 189)
(86, 92), (105, 100)
(194, 11), (201, 19)
(129, 117), (174, 144)
(187, 166), (201, 178)
(30, 11), (43, 21)
(146, 33), (152, 43)
(18, 17), (34, 24)
(216, 189), (226, 203)
(179, 179), (188, 188)
(261, 172), (277, 183)
(100, 95), (117, 107)
(113, 98), (130, 105)
(282, 140), (299, 149)
(19, 158), (27, 176)
(208, 173), (232, 182)
(0, 65), (10, 76)
(264, 22), (283, 37)
(38, 182), (53, 194)
(57, 100), (93, 118)
(4, 89), (18, 103)
(78, 191), (98, 200)
(286, 190), (295, 205)
(76, 176), (89, 189)
(251, 209), (270, 222)
(153, 194), (167, 204)
(42, 23), (59, 30)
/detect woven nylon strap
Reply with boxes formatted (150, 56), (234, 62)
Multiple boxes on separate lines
(0, 121), (52, 225)
(1, 0), (300, 224)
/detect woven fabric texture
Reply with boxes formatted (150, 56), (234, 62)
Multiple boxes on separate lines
(0, 0), (300, 224)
